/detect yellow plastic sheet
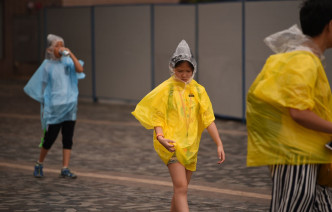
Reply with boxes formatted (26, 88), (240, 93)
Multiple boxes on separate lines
(247, 51), (332, 166)
(132, 77), (215, 171)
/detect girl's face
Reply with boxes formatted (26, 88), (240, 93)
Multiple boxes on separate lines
(174, 61), (193, 83)
(53, 41), (64, 58)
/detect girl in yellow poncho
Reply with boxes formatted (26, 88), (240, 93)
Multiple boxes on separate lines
(132, 40), (225, 212)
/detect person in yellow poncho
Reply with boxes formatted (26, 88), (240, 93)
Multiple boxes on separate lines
(132, 40), (225, 212)
(246, 0), (332, 211)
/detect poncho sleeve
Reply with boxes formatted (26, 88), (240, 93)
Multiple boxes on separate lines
(196, 85), (215, 129)
(132, 82), (169, 129)
(76, 60), (85, 80)
(61, 56), (86, 80)
(23, 60), (49, 103)
(253, 52), (318, 110)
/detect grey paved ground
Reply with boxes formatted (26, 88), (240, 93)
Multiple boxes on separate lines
(0, 79), (272, 211)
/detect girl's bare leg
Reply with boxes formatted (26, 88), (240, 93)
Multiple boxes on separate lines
(168, 162), (192, 212)
(63, 149), (71, 167)
(38, 147), (49, 163)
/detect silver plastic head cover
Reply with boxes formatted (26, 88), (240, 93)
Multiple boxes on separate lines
(263, 25), (309, 53)
(45, 34), (65, 60)
(264, 25), (324, 60)
(169, 40), (197, 81)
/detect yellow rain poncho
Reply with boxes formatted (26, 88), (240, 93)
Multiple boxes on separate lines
(247, 50), (332, 166)
(132, 76), (215, 171)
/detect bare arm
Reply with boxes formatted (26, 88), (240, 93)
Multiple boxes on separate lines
(206, 122), (225, 164)
(289, 108), (332, 134)
(69, 51), (84, 73)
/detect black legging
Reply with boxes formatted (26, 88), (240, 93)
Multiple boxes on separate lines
(42, 121), (76, 150)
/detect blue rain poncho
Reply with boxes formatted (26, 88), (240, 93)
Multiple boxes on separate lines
(24, 56), (85, 129)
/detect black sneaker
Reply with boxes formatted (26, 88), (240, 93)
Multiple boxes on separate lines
(325, 141), (332, 151)
(60, 168), (77, 179)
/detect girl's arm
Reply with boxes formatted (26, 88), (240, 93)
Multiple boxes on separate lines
(289, 108), (332, 134)
(206, 122), (225, 164)
(68, 50), (84, 73)
(154, 126), (176, 152)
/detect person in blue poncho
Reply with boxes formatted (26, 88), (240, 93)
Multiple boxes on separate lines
(24, 34), (85, 179)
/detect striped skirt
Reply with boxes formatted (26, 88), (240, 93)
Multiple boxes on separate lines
(270, 164), (332, 212)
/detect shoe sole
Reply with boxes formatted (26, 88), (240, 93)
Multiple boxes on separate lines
(59, 175), (77, 179)
(325, 143), (332, 151)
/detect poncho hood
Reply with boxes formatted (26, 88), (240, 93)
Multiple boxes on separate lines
(169, 40), (197, 84)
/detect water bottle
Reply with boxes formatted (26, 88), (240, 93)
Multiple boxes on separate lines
(60, 50), (69, 56)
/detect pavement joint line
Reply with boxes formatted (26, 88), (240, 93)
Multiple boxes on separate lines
(0, 162), (270, 200)
(0, 113), (248, 136)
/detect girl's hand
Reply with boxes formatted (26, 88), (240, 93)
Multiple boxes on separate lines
(217, 145), (225, 164)
(158, 137), (176, 152)
(59, 47), (71, 55)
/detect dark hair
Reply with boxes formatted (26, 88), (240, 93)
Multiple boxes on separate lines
(300, 0), (332, 37)
(174, 60), (194, 71)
